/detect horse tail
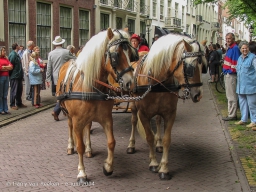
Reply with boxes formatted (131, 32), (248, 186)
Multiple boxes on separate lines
(136, 114), (147, 141)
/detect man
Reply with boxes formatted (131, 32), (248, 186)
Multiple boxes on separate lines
(46, 36), (76, 121)
(222, 33), (241, 121)
(18, 45), (24, 59)
(22, 41), (35, 101)
(130, 34), (149, 52)
(152, 34), (159, 45)
(8, 43), (27, 110)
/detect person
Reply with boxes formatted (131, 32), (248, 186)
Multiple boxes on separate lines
(76, 45), (83, 57)
(130, 34), (149, 52)
(22, 41), (35, 101)
(18, 45), (24, 59)
(67, 45), (76, 56)
(234, 41), (256, 129)
(208, 44), (220, 83)
(201, 40), (210, 73)
(151, 34), (160, 45)
(8, 43), (27, 110)
(46, 36), (76, 121)
(216, 43), (223, 61)
(0, 46), (13, 115)
(29, 52), (44, 108)
(249, 41), (256, 54)
(140, 34), (149, 47)
(33, 46), (47, 90)
(222, 33), (241, 121)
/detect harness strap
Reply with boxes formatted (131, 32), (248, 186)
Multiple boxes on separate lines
(57, 92), (108, 101)
(94, 79), (121, 92)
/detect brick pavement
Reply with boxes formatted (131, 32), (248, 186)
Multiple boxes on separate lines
(0, 84), (56, 128)
(0, 75), (251, 192)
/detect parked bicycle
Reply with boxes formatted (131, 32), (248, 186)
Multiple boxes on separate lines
(215, 68), (225, 93)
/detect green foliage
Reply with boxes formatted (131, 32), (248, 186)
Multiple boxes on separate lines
(193, 0), (255, 37)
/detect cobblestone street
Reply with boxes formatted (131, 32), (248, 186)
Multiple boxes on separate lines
(0, 75), (250, 192)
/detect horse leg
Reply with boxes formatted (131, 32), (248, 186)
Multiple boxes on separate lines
(158, 114), (176, 180)
(67, 117), (75, 155)
(74, 122), (87, 184)
(155, 115), (163, 153)
(138, 111), (159, 173)
(84, 122), (93, 158)
(127, 102), (136, 154)
(101, 119), (115, 176)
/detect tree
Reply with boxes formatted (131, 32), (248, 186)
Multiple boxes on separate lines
(193, 0), (255, 36)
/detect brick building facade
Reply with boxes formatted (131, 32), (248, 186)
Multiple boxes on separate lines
(0, 0), (95, 58)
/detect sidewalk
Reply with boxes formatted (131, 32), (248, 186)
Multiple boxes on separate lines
(0, 84), (56, 128)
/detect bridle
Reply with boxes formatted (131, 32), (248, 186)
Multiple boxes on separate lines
(171, 41), (205, 99)
(107, 29), (139, 87)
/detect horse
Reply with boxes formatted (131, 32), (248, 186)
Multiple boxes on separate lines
(126, 33), (207, 180)
(55, 28), (138, 184)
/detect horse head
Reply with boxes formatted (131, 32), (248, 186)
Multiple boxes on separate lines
(105, 28), (138, 91)
(173, 39), (207, 103)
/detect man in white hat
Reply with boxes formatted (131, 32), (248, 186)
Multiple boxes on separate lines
(46, 36), (76, 121)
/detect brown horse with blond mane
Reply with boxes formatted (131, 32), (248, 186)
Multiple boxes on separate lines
(126, 33), (207, 180)
(56, 28), (138, 184)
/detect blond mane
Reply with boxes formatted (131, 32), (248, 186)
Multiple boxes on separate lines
(65, 29), (130, 92)
(143, 34), (197, 77)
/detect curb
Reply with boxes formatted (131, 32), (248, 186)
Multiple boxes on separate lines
(0, 103), (56, 128)
(207, 82), (251, 192)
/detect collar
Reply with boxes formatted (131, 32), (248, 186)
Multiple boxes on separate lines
(228, 43), (236, 49)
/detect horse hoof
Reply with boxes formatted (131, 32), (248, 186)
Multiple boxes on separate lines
(149, 166), (158, 173)
(77, 177), (88, 185)
(85, 151), (93, 158)
(103, 166), (113, 176)
(156, 146), (163, 153)
(67, 148), (74, 155)
(126, 147), (135, 154)
(159, 172), (171, 180)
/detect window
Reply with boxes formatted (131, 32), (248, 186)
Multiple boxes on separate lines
(79, 10), (89, 46)
(113, 0), (121, 8)
(100, 0), (108, 5)
(160, 0), (164, 20)
(60, 6), (72, 48)
(37, 2), (51, 60)
(100, 13), (109, 31)
(152, 0), (157, 17)
(140, 0), (145, 14)
(127, 19), (135, 35)
(182, 6), (184, 26)
(175, 3), (178, 18)
(140, 21), (146, 35)
(8, 0), (26, 53)
(127, 0), (134, 12)
(167, 0), (172, 17)
(116, 17), (122, 29)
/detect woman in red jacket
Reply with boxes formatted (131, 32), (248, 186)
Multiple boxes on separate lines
(130, 34), (149, 52)
(0, 46), (13, 114)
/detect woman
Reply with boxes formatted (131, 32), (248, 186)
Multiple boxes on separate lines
(234, 41), (256, 129)
(0, 46), (13, 114)
(29, 52), (43, 108)
(208, 44), (220, 82)
(33, 46), (46, 90)
(130, 34), (149, 52)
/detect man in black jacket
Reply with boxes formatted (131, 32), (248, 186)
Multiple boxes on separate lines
(8, 43), (27, 110)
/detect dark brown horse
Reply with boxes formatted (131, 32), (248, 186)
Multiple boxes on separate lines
(56, 28), (137, 184)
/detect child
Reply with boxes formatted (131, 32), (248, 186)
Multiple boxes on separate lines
(29, 52), (43, 108)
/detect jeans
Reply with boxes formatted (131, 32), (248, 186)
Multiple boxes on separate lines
(238, 93), (256, 123)
(0, 76), (9, 112)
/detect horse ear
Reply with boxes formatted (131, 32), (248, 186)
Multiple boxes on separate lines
(183, 40), (192, 52)
(107, 28), (114, 40)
